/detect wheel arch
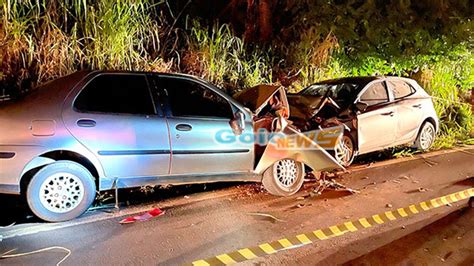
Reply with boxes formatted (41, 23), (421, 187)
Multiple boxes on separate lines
(416, 117), (438, 141)
(422, 117), (438, 132)
(20, 150), (101, 194)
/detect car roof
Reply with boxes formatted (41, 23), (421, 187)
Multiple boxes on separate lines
(314, 76), (382, 85)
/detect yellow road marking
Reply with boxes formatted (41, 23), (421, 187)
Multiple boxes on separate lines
(313, 229), (328, 240)
(259, 243), (276, 254)
(408, 205), (419, 214)
(372, 215), (384, 224)
(397, 208), (408, 217)
(296, 234), (312, 244)
(359, 218), (372, 228)
(278, 239), (293, 248)
(430, 199), (440, 208)
(216, 254), (236, 265)
(329, 226), (344, 236)
(385, 211), (397, 221)
(420, 202), (430, 211)
(448, 194), (458, 203)
(238, 248), (257, 259)
(192, 260), (210, 266)
(440, 196), (450, 205)
(344, 222), (358, 232)
(187, 188), (473, 266)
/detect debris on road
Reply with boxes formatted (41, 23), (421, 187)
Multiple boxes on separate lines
(119, 208), (165, 224)
(422, 157), (439, 167)
(386, 204), (393, 208)
(247, 212), (285, 222)
(0, 246), (71, 266)
(406, 187), (432, 194)
(310, 176), (360, 196)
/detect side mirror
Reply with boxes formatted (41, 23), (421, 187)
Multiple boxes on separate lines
(229, 111), (245, 135)
(355, 101), (369, 112)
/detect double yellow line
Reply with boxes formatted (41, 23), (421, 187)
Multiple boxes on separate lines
(187, 188), (474, 266)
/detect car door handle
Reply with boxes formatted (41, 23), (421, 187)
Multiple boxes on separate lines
(77, 119), (96, 127)
(176, 124), (192, 131)
(412, 104), (422, 109)
(381, 111), (394, 117)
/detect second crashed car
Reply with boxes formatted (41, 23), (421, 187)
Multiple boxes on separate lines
(288, 76), (439, 166)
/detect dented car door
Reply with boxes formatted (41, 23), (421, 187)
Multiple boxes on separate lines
(356, 81), (398, 154)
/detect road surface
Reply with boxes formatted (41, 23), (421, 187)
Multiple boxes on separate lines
(0, 147), (473, 265)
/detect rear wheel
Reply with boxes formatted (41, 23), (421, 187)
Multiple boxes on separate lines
(262, 159), (305, 196)
(26, 161), (96, 222)
(415, 122), (436, 151)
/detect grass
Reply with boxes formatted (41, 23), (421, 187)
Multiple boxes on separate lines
(183, 21), (273, 91)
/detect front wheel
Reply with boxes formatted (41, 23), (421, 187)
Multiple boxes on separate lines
(332, 133), (355, 167)
(26, 161), (96, 222)
(262, 159), (305, 196)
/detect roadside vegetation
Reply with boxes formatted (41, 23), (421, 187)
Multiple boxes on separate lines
(1, 0), (473, 149)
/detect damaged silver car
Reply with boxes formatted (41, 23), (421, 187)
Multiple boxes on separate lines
(288, 76), (439, 166)
(0, 71), (341, 222)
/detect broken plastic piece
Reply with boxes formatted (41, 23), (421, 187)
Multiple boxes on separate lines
(119, 208), (165, 224)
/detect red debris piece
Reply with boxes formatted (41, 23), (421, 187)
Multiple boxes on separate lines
(119, 208), (165, 224)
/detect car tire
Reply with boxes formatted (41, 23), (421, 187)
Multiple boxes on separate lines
(414, 121), (436, 151)
(331, 132), (355, 167)
(26, 160), (96, 222)
(262, 159), (305, 196)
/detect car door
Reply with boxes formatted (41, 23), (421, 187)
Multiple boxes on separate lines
(356, 80), (398, 154)
(386, 79), (424, 141)
(63, 73), (171, 179)
(155, 75), (254, 175)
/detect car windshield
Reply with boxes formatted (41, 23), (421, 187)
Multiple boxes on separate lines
(299, 82), (364, 108)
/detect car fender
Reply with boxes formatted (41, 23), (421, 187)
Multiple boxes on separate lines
(20, 156), (56, 177)
(254, 127), (344, 175)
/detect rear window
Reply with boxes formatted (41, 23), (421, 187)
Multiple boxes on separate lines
(388, 80), (415, 99)
(74, 74), (155, 115)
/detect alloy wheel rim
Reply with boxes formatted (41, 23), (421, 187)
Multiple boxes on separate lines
(335, 136), (353, 165)
(274, 159), (298, 188)
(420, 125), (434, 150)
(39, 173), (85, 213)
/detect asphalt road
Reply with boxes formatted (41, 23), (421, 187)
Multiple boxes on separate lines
(0, 147), (473, 265)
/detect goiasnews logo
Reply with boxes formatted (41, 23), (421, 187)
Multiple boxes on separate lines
(215, 126), (343, 150)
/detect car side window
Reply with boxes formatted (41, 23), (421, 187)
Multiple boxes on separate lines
(160, 77), (233, 119)
(359, 82), (389, 106)
(388, 80), (415, 99)
(74, 74), (155, 115)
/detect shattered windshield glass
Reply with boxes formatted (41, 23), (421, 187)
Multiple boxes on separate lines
(299, 83), (362, 108)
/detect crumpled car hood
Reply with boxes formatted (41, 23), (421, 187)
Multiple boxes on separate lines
(287, 94), (325, 120)
(233, 84), (289, 116)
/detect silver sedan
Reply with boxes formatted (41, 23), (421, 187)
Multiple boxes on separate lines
(0, 71), (341, 222)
